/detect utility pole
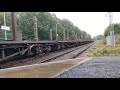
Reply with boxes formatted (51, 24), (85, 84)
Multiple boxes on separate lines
(109, 12), (114, 35)
(11, 12), (17, 41)
(63, 28), (66, 40)
(109, 12), (115, 45)
(50, 29), (52, 40)
(67, 29), (69, 40)
(75, 31), (77, 40)
(106, 12), (115, 46)
(74, 31), (75, 40)
(56, 23), (59, 41)
(4, 12), (7, 40)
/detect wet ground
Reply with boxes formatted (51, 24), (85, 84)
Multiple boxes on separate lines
(1, 56), (120, 78)
(0, 57), (90, 78)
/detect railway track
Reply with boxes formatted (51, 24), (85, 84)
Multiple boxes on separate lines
(43, 43), (93, 62)
(0, 43), (93, 69)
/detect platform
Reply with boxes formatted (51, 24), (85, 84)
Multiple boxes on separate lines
(55, 57), (120, 78)
(0, 57), (92, 78)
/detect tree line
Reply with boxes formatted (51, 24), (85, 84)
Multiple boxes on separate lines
(0, 12), (92, 41)
(104, 23), (120, 37)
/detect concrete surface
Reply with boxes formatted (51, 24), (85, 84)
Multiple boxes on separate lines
(0, 57), (91, 78)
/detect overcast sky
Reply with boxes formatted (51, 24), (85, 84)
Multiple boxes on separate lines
(51, 12), (120, 38)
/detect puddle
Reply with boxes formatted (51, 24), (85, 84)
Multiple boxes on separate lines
(0, 58), (90, 78)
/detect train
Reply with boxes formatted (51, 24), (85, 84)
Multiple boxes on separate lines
(0, 12), (93, 61)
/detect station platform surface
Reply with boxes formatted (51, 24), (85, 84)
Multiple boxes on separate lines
(0, 57), (92, 78)
(55, 57), (120, 78)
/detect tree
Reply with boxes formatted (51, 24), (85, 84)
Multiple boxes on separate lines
(93, 34), (104, 40)
(104, 23), (120, 37)
(0, 12), (92, 41)
(0, 12), (12, 40)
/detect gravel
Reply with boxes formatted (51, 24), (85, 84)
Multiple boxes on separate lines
(51, 43), (92, 61)
(55, 57), (120, 78)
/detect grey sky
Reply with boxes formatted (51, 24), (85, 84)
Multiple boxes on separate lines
(51, 12), (120, 38)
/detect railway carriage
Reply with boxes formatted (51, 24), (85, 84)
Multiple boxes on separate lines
(0, 12), (93, 61)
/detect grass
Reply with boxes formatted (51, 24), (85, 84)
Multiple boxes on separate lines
(87, 40), (120, 57)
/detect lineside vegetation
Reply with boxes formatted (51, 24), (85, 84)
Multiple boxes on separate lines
(87, 23), (120, 57)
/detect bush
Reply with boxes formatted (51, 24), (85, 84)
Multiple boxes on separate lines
(102, 37), (106, 45)
(87, 39), (120, 57)
(115, 34), (120, 44)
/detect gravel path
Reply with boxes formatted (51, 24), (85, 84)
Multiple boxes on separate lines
(55, 57), (120, 78)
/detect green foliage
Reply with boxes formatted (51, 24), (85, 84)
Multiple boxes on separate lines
(87, 41), (120, 57)
(0, 12), (12, 40)
(104, 23), (120, 37)
(102, 37), (106, 44)
(0, 12), (91, 41)
(115, 34), (120, 44)
(93, 34), (104, 40)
